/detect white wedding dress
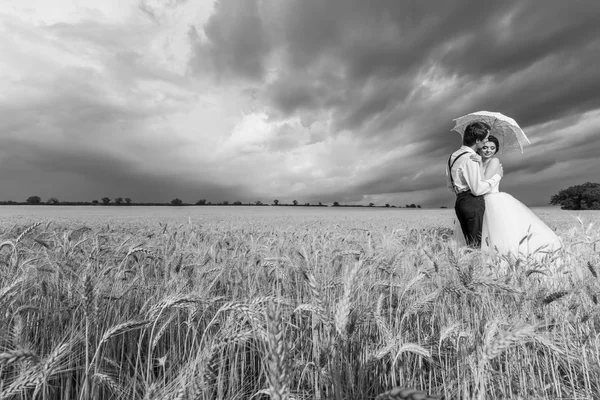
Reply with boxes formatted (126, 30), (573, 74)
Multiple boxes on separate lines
(452, 179), (562, 260)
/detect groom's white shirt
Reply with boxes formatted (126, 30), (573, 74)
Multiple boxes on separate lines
(446, 146), (501, 196)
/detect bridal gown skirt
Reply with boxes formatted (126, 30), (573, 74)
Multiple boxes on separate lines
(481, 192), (562, 259)
(451, 192), (562, 260)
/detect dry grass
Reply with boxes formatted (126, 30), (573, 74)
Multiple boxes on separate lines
(0, 210), (599, 399)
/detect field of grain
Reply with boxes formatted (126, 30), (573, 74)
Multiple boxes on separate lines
(1, 208), (599, 399)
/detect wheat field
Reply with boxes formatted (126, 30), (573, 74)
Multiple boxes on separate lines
(0, 209), (599, 400)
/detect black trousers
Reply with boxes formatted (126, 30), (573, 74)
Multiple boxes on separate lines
(454, 191), (485, 248)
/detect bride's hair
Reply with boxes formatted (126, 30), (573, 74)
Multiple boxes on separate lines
(485, 135), (500, 154)
(463, 122), (491, 146)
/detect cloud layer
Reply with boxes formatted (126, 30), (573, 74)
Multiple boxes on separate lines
(1, 0), (599, 206)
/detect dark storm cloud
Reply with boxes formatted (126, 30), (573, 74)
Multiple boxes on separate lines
(275, 0), (508, 79)
(0, 136), (245, 203)
(189, 0), (271, 81)
(509, 126), (600, 175)
(191, 0), (600, 132)
(185, 0), (600, 206)
(438, 1), (600, 78)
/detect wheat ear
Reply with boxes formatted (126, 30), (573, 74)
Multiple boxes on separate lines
(0, 366), (43, 398)
(542, 291), (569, 305)
(16, 221), (43, 244)
(265, 300), (289, 400)
(375, 386), (443, 400)
(587, 261), (598, 278)
(0, 348), (38, 365)
(93, 372), (126, 397)
(334, 260), (361, 339)
(302, 269), (329, 326)
(481, 323), (537, 362)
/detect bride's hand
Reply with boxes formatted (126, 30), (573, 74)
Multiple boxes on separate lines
(470, 154), (482, 163)
(497, 163), (504, 178)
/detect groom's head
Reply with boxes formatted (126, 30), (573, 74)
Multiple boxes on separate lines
(463, 122), (491, 148)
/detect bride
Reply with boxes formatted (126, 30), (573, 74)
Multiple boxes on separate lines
(453, 135), (562, 260)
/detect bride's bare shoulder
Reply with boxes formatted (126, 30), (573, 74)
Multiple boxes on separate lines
(488, 157), (500, 166)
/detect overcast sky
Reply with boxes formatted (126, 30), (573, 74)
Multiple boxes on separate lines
(1, 0), (599, 207)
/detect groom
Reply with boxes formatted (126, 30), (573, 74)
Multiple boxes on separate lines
(446, 122), (503, 247)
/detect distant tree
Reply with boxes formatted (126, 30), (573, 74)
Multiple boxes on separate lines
(405, 205), (410, 208)
(273, 199), (279, 205)
(222, 201), (229, 205)
(417, 205), (421, 208)
(550, 182), (600, 210)
(47, 197), (59, 205)
(385, 204), (390, 207)
(304, 202), (310, 206)
(101, 197), (111, 205)
(125, 198), (132, 205)
(392, 205), (396, 208)
(318, 202), (323, 206)
(292, 200), (298, 206)
(333, 201), (340, 207)
(196, 199), (207, 205)
(233, 200), (242, 205)
(369, 203), (374, 207)
(91, 200), (99, 205)
(440, 206), (447, 209)
(171, 198), (183, 206)
(409, 204), (417, 208)
(115, 197), (123, 205)
(26, 196), (41, 204)
(255, 200), (262, 205)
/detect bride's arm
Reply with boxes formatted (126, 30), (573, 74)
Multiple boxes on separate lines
(484, 158), (501, 180)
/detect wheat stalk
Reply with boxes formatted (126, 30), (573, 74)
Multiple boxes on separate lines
(0, 240), (16, 253)
(0, 276), (25, 307)
(374, 294), (392, 342)
(151, 313), (175, 352)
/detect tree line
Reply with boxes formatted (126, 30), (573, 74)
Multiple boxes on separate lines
(2, 182), (597, 209)
(1, 196), (423, 208)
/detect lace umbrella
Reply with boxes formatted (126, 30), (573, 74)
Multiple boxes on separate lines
(451, 111), (531, 153)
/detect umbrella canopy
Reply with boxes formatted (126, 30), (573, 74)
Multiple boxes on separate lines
(451, 111), (531, 153)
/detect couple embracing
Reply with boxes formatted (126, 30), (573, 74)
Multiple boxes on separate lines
(446, 121), (562, 259)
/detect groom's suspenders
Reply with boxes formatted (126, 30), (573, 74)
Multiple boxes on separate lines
(448, 151), (470, 195)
